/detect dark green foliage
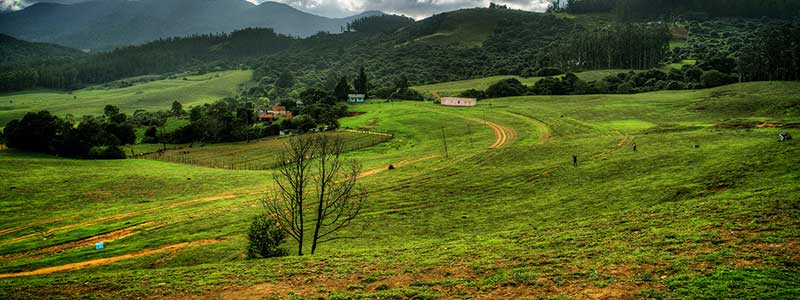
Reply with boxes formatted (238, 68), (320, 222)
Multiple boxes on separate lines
(349, 15), (414, 34)
(458, 89), (487, 99)
(353, 66), (369, 96)
(551, 23), (670, 71)
(0, 34), (85, 66)
(2, 111), (63, 152)
(3, 107), (135, 159)
(486, 78), (527, 98)
(531, 77), (569, 95)
(334, 77), (353, 101)
(701, 70), (735, 88)
(246, 214), (288, 259)
(171, 101), (184, 117)
(535, 67), (563, 77)
(736, 22), (800, 81)
(562, 0), (800, 19)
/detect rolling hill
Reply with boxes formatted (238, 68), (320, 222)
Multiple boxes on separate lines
(0, 0), (382, 50)
(0, 81), (798, 299)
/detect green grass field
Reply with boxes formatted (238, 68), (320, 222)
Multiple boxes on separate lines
(0, 70), (253, 126)
(0, 81), (799, 299)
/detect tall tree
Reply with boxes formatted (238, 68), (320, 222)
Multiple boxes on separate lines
(353, 66), (369, 96)
(333, 76), (353, 101)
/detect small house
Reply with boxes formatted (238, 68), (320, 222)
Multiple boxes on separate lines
(348, 94), (366, 103)
(257, 113), (274, 124)
(440, 97), (477, 107)
(270, 105), (289, 116)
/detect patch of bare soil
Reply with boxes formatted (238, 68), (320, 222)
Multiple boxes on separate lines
(755, 122), (784, 128)
(0, 238), (223, 278)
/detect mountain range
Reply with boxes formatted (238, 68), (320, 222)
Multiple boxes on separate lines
(0, 0), (382, 50)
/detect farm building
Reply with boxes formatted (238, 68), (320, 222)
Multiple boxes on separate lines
(348, 94), (366, 103)
(441, 97), (477, 107)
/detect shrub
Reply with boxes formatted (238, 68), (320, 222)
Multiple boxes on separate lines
(246, 214), (288, 259)
(616, 81), (635, 94)
(535, 67), (562, 77)
(486, 78), (527, 98)
(700, 70), (735, 88)
(88, 146), (127, 159)
(458, 89), (486, 99)
(389, 88), (423, 101)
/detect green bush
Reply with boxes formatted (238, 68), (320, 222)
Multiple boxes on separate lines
(486, 78), (527, 98)
(246, 214), (288, 259)
(700, 70), (735, 88)
(458, 88), (486, 99)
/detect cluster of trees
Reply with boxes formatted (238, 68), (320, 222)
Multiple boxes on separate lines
(348, 15), (415, 34)
(1, 106), (135, 158)
(0, 28), (293, 93)
(550, 23), (671, 71)
(471, 63), (738, 98)
(549, 0), (800, 19)
(736, 22), (800, 81)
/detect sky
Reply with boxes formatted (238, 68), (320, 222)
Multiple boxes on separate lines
(1, 0), (551, 19)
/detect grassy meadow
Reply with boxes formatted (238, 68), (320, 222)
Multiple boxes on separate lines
(0, 81), (799, 299)
(0, 70), (253, 126)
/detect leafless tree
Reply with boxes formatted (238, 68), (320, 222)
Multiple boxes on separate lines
(263, 134), (365, 256)
(309, 135), (365, 254)
(263, 134), (315, 256)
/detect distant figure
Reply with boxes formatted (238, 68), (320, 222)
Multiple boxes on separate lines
(572, 154), (578, 168)
(632, 142), (638, 152)
(779, 132), (792, 142)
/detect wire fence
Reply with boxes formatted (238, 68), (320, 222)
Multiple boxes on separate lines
(138, 130), (394, 171)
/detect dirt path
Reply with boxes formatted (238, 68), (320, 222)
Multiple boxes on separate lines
(0, 222), (156, 261)
(0, 238), (222, 278)
(592, 134), (635, 159)
(0, 214), (78, 237)
(462, 116), (516, 149)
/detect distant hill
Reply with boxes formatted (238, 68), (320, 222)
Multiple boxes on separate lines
(0, 0), (383, 50)
(0, 33), (85, 66)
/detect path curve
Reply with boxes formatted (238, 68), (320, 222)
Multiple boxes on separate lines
(463, 116), (516, 149)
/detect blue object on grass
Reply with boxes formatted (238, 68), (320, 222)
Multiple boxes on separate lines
(96, 242), (104, 250)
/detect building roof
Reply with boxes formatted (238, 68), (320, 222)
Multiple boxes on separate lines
(258, 113), (273, 119)
(348, 94), (365, 98)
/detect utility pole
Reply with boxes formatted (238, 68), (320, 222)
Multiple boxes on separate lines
(441, 126), (449, 159)
(466, 123), (473, 148)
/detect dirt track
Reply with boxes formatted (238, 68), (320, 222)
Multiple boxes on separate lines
(463, 116), (516, 148)
(0, 239), (222, 278)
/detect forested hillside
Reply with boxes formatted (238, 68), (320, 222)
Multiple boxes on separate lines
(551, 0), (800, 19)
(0, 0), (380, 50)
(0, 34), (85, 66)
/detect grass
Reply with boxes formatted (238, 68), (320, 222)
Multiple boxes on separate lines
(0, 70), (253, 126)
(0, 81), (799, 299)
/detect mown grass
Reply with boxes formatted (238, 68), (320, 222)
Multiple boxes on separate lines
(0, 81), (798, 299)
(0, 70), (253, 126)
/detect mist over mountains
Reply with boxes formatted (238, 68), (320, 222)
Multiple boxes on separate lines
(0, 0), (382, 50)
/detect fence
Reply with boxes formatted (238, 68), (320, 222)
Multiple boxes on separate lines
(138, 130), (394, 171)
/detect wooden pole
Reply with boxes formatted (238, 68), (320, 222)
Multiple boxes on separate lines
(441, 126), (449, 159)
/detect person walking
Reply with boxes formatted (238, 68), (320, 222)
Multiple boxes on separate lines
(633, 142), (638, 152)
(572, 154), (578, 168)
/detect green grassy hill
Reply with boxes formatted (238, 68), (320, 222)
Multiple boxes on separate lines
(0, 70), (253, 126)
(0, 81), (798, 299)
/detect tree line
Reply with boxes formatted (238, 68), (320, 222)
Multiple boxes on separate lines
(1, 106), (135, 158)
(549, 23), (671, 71)
(549, 0), (800, 19)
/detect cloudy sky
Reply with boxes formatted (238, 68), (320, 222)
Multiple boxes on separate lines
(2, 0), (551, 19)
